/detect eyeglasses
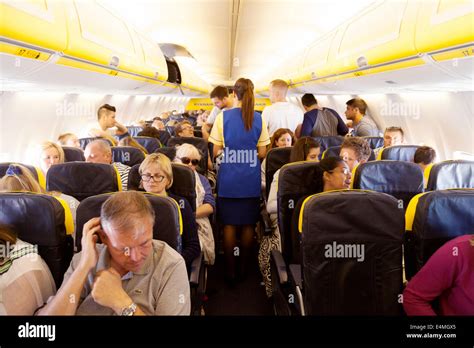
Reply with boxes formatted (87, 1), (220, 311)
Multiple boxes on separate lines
(141, 173), (165, 183)
(180, 157), (199, 166)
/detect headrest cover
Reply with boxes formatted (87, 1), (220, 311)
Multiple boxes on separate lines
(111, 146), (145, 167)
(46, 162), (118, 201)
(426, 160), (474, 190)
(380, 145), (420, 161)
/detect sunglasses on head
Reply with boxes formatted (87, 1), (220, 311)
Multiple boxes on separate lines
(181, 157), (199, 165)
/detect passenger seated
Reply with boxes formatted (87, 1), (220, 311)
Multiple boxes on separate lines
(174, 144), (215, 265)
(0, 224), (56, 315)
(37, 191), (190, 315)
(57, 133), (81, 148)
(152, 118), (166, 131)
(0, 164), (79, 243)
(138, 154), (200, 271)
(40, 141), (65, 176)
(88, 104), (128, 146)
(340, 137), (372, 171)
(175, 121), (195, 138)
(261, 128), (295, 191)
(84, 140), (131, 191)
(117, 135), (148, 154)
(260, 137), (320, 297)
(319, 157), (352, 191)
(374, 126), (405, 158)
(414, 146), (436, 172)
(403, 234), (474, 316)
(345, 98), (381, 137)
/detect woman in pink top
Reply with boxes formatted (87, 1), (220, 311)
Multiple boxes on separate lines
(403, 234), (474, 315)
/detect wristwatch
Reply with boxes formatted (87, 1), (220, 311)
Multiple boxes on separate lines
(120, 302), (137, 316)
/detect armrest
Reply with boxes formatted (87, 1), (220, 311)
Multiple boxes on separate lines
(189, 253), (203, 286)
(270, 249), (288, 284)
(289, 264), (302, 289)
(260, 208), (273, 236)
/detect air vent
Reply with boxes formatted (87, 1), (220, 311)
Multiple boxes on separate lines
(385, 80), (397, 84)
(109, 55), (120, 68)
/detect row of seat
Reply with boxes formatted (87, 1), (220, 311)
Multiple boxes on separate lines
(73, 135), (210, 174)
(0, 190), (205, 315)
(272, 188), (473, 315)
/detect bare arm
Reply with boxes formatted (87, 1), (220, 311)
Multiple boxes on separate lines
(257, 145), (267, 160)
(196, 203), (213, 219)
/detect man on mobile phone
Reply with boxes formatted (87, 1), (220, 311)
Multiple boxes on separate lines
(38, 191), (190, 315)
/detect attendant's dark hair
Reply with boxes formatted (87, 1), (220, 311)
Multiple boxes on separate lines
(234, 78), (255, 131)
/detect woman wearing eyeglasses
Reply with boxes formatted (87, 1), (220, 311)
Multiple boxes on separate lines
(138, 153), (200, 273)
(319, 156), (352, 191)
(174, 144), (216, 265)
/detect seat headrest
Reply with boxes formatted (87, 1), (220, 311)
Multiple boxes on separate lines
(352, 161), (424, 208)
(75, 192), (182, 252)
(111, 146), (145, 167)
(278, 161), (324, 196)
(167, 137), (208, 174)
(79, 137), (113, 150)
(426, 160), (474, 190)
(265, 147), (292, 198)
(314, 136), (344, 158)
(46, 162), (119, 201)
(361, 136), (384, 149)
(379, 145), (421, 161)
(406, 189), (474, 238)
(0, 192), (74, 287)
(128, 163), (197, 211)
(154, 146), (176, 161)
(62, 146), (85, 162)
(0, 162), (45, 188)
(300, 190), (404, 240)
(126, 126), (144, 137)
(133, 136), (161, 154)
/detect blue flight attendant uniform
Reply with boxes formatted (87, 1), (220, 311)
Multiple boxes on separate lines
(210, 108), (270, 225)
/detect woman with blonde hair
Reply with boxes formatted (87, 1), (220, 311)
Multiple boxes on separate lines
(39, 141), (64, 176)
(0, 164), (79, 244)
(138, 153), (200, 272)
(174, 143), (215, 265)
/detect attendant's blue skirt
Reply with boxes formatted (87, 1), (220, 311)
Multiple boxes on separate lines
(217, 197), (260, 225)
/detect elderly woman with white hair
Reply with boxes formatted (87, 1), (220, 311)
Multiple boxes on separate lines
(174, 143), (216, 265)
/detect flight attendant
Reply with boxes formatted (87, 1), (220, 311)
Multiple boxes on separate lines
(209, 78), (270, 284)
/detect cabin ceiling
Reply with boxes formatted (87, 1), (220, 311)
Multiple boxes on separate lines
(100, 0), (375, 87)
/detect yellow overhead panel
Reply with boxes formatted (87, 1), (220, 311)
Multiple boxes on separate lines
(431, 44), (474, 62)
(136, 32), (168, 81)
(255, 98), (271, 111)
(186, 99), (214, 111)
(415, 0), (474, 54)
(0, 0), (67, 51)
(186, 98), (270, 111)
(65, 0), (144, 75)
(302, 32), (336, 81)
(332, 0), (418, 75)
(0, 41), (51, 61)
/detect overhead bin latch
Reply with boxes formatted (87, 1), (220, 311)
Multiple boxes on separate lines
(356, 55), (369, 68)
(109, 55), (120, 68)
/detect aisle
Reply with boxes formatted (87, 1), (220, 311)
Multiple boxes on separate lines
(203, 248), (274, 316)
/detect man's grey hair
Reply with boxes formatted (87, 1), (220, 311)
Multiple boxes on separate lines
(86, 139), (112, 155)
(101, 191), (155, 236)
